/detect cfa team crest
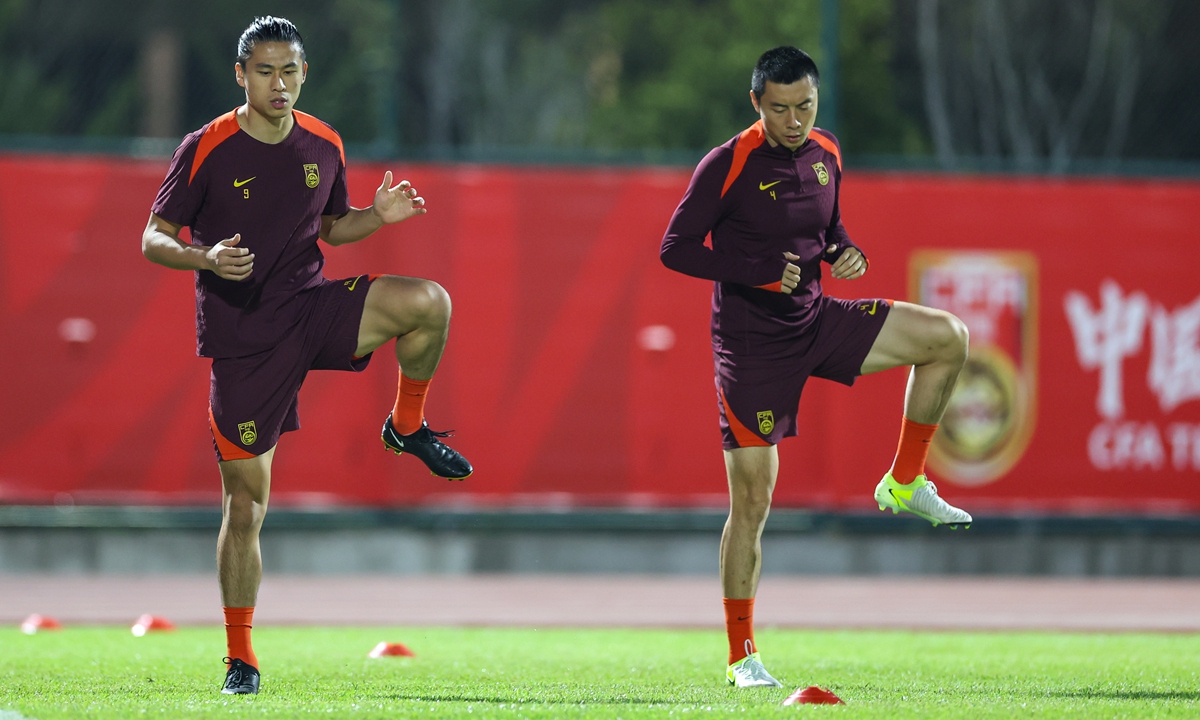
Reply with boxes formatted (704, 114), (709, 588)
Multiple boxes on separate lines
(911, 251), (1039, 486)
(238, 421), (258, 446)
(757, 411), (775, 435)
(303, 163), (320, 188)
(811, 161), (830, 186)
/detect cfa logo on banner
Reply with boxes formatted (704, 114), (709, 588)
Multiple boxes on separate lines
(910, 251), (1038, 486)
(1065, 280), (1200, 471)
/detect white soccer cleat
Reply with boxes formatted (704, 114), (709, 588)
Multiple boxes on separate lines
(875, 473), (972, 529)
(726, 641), (783, 688)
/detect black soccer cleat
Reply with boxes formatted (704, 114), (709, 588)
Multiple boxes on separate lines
(382, 415), (473, 480)
(221, 657), (260, 695)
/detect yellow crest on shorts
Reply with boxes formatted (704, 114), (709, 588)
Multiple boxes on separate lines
(757, 411), (775, 435)
(812, 162), (830, 186)
(238, 421), (258, 446)
(303, 163), (320, 188)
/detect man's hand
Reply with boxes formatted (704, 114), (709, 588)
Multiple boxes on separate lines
(372, 170), (427, 224)
(781, 252), (802, 294)
(827, 244), (867, 280)
(206, 233), (254, 281)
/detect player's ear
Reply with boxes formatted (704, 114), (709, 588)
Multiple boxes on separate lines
(300, 61), (308, 84)
(749, 89), (760, 114)
(235, 62), (245, 88)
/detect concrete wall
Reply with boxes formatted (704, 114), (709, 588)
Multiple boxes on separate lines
(4, 526), (1200, 576)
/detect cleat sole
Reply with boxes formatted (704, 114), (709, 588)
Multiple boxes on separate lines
(878, 500), (971, 530)
(383, 434), (471, 481)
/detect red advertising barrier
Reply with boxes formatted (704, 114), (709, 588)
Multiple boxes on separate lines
(0, 154), (1197, 512)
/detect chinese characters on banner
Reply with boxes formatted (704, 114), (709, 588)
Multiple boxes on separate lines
(1066, 281), (1200, 472)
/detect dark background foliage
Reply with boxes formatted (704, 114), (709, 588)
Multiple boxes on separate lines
(0, 0), (1194, 167)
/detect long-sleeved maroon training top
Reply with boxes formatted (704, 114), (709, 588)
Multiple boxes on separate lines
(660, 120), (866, 352)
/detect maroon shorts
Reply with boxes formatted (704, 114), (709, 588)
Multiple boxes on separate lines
(716, 296), (891, 450)
(208, 275), (377, 461)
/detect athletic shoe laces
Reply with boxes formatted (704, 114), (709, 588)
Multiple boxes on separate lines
(743, 659), (770, 680)
(223, 657), (252, 686)
(914, 481), (968, 519)
(736, 641), (776, 683)
(411, 425), (454, 442)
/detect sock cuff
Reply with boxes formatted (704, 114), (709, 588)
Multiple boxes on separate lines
(901, 416), (939, 432)
(723, 597), (754, 618)
(400, 373), (432, 389)
(223, 606), (254, 628)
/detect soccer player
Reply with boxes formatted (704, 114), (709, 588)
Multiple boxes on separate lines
(660, 47), (973, 688)
(141, 17), (472, 695)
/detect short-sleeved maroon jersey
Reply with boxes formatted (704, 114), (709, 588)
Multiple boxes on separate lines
(152, 109), (351, 358)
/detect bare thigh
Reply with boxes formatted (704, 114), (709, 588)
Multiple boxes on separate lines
(355, 275), (451, 357)
(860, 301), (968, 374)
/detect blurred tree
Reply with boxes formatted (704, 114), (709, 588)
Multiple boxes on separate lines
(0, 0), (138, 135)
(584, 0), (913, 153)
(0, 0), (1193, 165)
(894, 0), (1189, 170)
(1122, 1), (1200, 163)
(0, 0), (914, 156)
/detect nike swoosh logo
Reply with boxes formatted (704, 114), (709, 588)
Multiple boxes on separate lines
(867, 301), (877, 315)
(758, 180), (782, 190)
(233, 177), (256, 187)
(737, 616), (751, 621)
(344, 276), (362, 292)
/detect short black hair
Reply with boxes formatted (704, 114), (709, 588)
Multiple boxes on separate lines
(236, 16), (305, 68)
(751, 46), (819, 99)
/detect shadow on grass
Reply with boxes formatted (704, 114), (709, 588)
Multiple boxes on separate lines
(1051, 690), (1200, 701)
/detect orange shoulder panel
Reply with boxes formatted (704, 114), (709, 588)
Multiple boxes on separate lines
(720, 120), (767, 198)
(808, 128), (842, 171)
(293, 110), (345, 164)
(189, 110), (241, 185)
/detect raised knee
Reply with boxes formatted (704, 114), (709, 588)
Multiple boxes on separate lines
(944, 315), (969, 364)
(413, 280), (451, 325)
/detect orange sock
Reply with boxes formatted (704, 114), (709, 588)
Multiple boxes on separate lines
(223, 606), (258, 669)
(391, 373), (431, 435)
(723, 598), (756, 665)
(890, 416), (939, 484)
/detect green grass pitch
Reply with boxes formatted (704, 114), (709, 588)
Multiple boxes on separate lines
(3, 626), (1199, 718)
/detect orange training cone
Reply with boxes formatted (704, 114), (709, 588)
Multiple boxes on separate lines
(783, 686), (845, 706)
(20, 614), (62, 634)
(368, 641), (416, 658)
(131, 614), (176, 636)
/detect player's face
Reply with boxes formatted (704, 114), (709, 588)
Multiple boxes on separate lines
(235, 41), (307, 121)
(750, 78), (818, 151)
